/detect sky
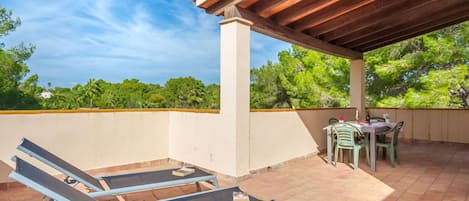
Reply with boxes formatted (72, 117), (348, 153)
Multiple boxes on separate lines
(2, 0), (290, 88)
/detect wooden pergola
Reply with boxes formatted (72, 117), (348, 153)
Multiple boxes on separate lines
(191, 0), (469, 175)
(195, 0), (469, 59)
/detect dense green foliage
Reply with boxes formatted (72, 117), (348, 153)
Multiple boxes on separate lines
(40, 78), (219, 109)
(251, 46), (350, 109)
(251, 22), (468, 109)
(1, 6), (467, 110)
(0, 7), (39, 109)
(365, 22), (469, 108)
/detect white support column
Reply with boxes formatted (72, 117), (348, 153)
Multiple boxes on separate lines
(219, 17), (252, 176)
(350, 59), (366, 118)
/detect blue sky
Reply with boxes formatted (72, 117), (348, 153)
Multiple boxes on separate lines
(2, 0), (290, 87)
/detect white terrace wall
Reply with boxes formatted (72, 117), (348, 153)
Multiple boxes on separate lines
(167, 108), (356, 174)
(0, 111), (169, 174)
(168, 112), (235, 176)
(249, 108), (356, 170)
(1, 108), (469, 180)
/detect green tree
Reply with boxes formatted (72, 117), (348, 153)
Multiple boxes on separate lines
(41, 87), (74, 109)
(163, 76), (206, 108)
(83, 79), (102, 108)
(0, 7), (39, 109)
(204, 84), (219, 109)
(251, 45), (350, 109)
(366, 22), (469, 108)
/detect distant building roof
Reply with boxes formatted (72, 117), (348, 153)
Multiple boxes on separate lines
(40, 90), (52, 99)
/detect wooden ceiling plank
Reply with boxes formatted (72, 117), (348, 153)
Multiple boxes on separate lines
(226, 6), (363, 59)
(320, 0), (431, 42)
(258, 0), (301, 18)
(348, 4), (469, 49)
(238, 0), (259, 8)
(361, 17), (469, 51)
(251, 0), (288, 16)
(333, 0), (468, 46)
(306, 0), (401, 36)
(206, 0), (244, 15)
(273, 0), (336, 26)
(291, 0), (373, 32)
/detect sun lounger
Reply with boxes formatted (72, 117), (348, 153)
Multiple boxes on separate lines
(10, 157), (259, 201)
(160, 186), (262, 201)
(17, 138), (219, 197)
(9, 156), (97, 201)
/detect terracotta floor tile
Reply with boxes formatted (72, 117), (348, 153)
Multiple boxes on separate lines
(397, 192), (421, 201)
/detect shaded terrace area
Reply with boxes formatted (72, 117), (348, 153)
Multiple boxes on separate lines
(2, 141), (469, 201)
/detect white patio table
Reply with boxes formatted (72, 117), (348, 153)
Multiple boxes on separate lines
(324, 121), (396, 171)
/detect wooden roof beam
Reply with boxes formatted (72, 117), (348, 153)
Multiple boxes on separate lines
(225, 6), (363, 59)
(334, 0), (469, 46)
(306, 0), (399, 36)
(361, 16), (469, 51)
(320, 0), (431, 43)
(206, 0), (244, 15)
(273, 0), (336, 26)
(238, 0), (259, 8)
(250, 0), (288, 17)
(348, 3), (469, 49)
(291, 0), (373, 32)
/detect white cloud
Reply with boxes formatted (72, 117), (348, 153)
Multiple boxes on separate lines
(3, 0), (289, 87)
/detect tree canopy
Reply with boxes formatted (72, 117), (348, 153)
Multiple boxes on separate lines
(0, 7), (38, 109)
(251, 46), (350, 109)
(365, 22), (469, 108)
(251, 22), (468, 109)
(1, 5), (467, 110)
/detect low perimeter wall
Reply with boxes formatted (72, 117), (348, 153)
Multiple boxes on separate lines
(369, 108), (469, 143)
(0, 111), (170, 175)
(1, 108), (468, 179)
(249, 108), (355, 170)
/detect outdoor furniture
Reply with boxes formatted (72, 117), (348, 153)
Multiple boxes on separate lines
(328, 117), (339, 157)
(376, 121), (404, 167)
(160, 186), (262, 201)
(332, 122), (369, 170)
(370, 116), (391, 149)
(9, 157), (238, 201)
(324, 121), (396, 171)
(328, 117), (339, 125)
(16, 138), (219, 198)
(9, 156), (97, 201)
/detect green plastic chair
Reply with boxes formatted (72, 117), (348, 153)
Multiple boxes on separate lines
(328, 117), (339, 159)
(328, 117), (339, 125)
(376, 121), (404, 168)
(371, 116), (391, 150)
(332, 122), (369, 170)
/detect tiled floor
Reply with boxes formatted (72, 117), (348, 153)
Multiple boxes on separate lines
(1, 141), (469, 201)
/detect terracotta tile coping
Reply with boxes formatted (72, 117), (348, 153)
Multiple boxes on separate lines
(1, 107), (467, 115)
(0, 108), (220, 115)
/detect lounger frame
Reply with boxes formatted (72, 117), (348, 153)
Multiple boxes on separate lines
(159, 186), (262, 201)
(9, 171), (70, 200)
(9, 156), (96, 201)
(18, 138), (219, 197)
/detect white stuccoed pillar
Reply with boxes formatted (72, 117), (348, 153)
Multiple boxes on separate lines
(219, 17), (252, 177)
(350, 59), (366, 117)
